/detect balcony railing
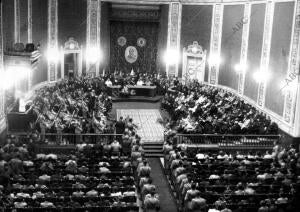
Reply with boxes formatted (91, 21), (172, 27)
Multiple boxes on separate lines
(9, 133), (123, 145)
(170, 134), (281, 150)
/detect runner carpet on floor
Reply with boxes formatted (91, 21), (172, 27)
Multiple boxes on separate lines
(148, 158), (178, 212)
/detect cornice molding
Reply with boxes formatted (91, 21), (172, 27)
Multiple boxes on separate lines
(102, 0), (295, 5)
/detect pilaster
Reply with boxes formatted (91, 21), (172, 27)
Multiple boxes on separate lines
(237, 3), (251, 95)
(0, 1), (5, 132)
(257, 1), (274, 107)
(166, 1), (182, 77)
(14, 0), (20, 43)
(284, 0), (300, 136)
(47, 0), (58, 82)
(86, 0), (101, 77)
(208, 3), (223, 85)
(28, 0), (32, 43)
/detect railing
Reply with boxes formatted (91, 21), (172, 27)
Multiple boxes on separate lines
(9, 133), (123, 145)
(171, 134), (281, 150)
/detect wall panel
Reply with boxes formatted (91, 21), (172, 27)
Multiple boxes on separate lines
(3, 0), (14, 51)
(244, 3), (265, 101)
(32, 0), (48, 84)
(265, 2), (295, 116)
(157, 4), (169, 75)
(20, 0), (28, 44)
(180, 5), (213, 80)
(58, 0), (87, 48)
(100, 2), (110, 73)
(219, 4), (244, 90)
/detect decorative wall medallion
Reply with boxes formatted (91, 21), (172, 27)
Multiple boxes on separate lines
(118, 36), (127, 47)
(64, 37), (80, 50)
(125, 46), (138, 63)
(137, 37), (146, 47)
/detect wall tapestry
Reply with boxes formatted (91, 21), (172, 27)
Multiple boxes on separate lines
(110, 21), (158, 74)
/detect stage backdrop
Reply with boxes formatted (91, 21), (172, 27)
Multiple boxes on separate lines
(110, 21), (159, 74)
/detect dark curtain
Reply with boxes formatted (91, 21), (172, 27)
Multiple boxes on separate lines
(110, 21), (158, 74)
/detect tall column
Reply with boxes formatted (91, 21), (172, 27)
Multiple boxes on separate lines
(28, 0), (32, 43)
(166, 1), (182, 77)
(237, 3), (251, 95)
(86, 0), (101, 77)
(47, 0), (58, 82)
(208, 4), (223, 85)
(257, 1), (274, 107)
(0, 1), (5, 131)
(284, 0), (300, 135)
(14, 0), (20, 43)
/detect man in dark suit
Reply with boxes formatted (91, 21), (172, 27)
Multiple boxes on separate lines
(115, 117), (125, 142)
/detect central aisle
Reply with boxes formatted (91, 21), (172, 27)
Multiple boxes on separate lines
(148, 158), (178, 212)
(117, 109), (165, 143)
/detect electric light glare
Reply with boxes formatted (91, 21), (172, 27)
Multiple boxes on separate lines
(234, 63), (247, 73)
(47, 48), (60, 62)
(86, 47), (101, 63)
(208, 54), (222, 66)
(164, 49), (179, 65)
(0, 67), (30, 90)
(253, 69), (271, 83)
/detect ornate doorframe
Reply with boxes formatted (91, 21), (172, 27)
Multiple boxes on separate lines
(60, 38), (83, 79)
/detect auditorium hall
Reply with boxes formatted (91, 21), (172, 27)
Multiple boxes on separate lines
(0, 0), (300, 211)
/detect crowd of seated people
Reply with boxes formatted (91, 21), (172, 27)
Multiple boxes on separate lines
(162, 80), (279, 135)
(163, 135), (300, 212)
(0, 129), (149, 211)
(30, 76), (113, 138)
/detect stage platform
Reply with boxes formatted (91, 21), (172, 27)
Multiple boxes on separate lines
(112, 95), (162, 103)
(117, 109), (165, 144)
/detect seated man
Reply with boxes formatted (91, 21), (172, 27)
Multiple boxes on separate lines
(185, 183), (200, 209)
(144, 188), (160, 212)
(138, 160), (151, 178)
(111, 140), (122, 156)
(190, 193), (207, 212)
(137, 79), (144, 86)
(142, 179), (156, 198)
(105, 78), (112, 86)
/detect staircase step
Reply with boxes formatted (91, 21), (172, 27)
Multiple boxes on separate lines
(143, 142), (164, 144)
(143, 145), (163, 150)
(141, 140), (164, 157)
(144, 149), (163, 153)
(145, 153), (164, 157)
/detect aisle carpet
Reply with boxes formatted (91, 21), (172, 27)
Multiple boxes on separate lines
(117, 109), (164, 143)
(148, 158), (178, 212)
